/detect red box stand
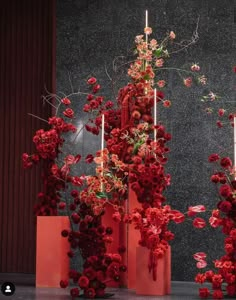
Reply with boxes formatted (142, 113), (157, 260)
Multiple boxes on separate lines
(36, 216), (70, 287)
(135, 246), (171, 295)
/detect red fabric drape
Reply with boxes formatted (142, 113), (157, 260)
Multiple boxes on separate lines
(0, 0), (55, 273)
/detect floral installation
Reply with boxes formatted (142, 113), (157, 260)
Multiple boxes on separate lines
(192, 68), (236, 299)
(23, 23), (207, 298)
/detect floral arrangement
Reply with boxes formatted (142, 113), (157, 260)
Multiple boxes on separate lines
(23, 22), (207, 298)
(193, 68), (236, 299)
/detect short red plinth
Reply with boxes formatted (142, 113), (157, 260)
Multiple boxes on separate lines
(136, 246), (171, 295)
(36, 216), (70, 287)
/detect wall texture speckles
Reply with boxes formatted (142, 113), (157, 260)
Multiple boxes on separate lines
(56, 0), (236, 281)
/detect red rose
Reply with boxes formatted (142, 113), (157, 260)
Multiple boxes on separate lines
(87, 77), (97, 85)
(61, 97), (71, 105)
(85, 288), (96, 299)
(226, 284), (236, 296)
(211, 174), (220, 183)
(60, 279), (68, 288)
(78, 275), (89, 288)
(199, 287), (210, 298)
(61, 229), (69, 237)
(58, 202), (66, 209)
(70, 288), (79, 297)
(212, 289), (223, 299)
(216, 120), (223, 128)
(92, 84), (101, 93)
(219, 200), (232, 213)
(83, 267), (96, 280)
(85, 154), (94, 163)
(220, 157), (232, 168)
(156, 90), (164, 100)
(219, 185), (232, 198)
(63, 108), (74, 118)
(208, 153), (220, 162)
(193, 218), (206, 229)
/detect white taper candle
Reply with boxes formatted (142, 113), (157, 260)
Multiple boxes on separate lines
(234, 115), (236, 179)
(154, 88), (157, 143)
(101, 114), (105, 191)
(145, 10), (148, 43)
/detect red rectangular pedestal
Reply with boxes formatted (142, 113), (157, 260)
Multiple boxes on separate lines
(136, 246), (171, 295)
(36, 216), (70, 287)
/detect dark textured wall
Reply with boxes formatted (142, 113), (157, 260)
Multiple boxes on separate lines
(56, 0), (236, 281)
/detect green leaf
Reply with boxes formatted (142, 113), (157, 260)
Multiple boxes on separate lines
(153, 47), (163, 57)
(96, 191), (107, 198)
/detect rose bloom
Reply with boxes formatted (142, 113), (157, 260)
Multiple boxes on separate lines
(208, 153), (220, 162)
(60, 279), (68, 288)
(199, 287), (210, 298)
(155, 58), (164, 67)
(219, 200), (232, 213)
(144, 26), (152, 35)
(157, 80), (166, 88)
(219, 185), (232, 198)
(78, 275), (89, 288)
(61, 97), (71, 105)
(212, 289), (223, 299)
(218, 108), (225, 116)
(169, 31), (176, 39)
(195, 273), (206, 284)
(212, 274), (223, 289)
(163, 100), (171, 107)
(183, 77), (192, 87)
(220, 157), (232, 168)
(191, 63), (200, 72)
(87, 77), (97, 85)
(216, 120), (223, 128)
(63, 108), (74, 118)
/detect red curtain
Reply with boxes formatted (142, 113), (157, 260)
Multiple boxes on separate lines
(0, 0), (55, 273)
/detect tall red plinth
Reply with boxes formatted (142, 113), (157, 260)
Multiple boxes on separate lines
(36, 216), (70, 287)
(127, 186), (141, 289)
(136, 246), (171, 295)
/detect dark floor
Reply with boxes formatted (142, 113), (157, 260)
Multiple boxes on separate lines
(0, 278), (202, 300)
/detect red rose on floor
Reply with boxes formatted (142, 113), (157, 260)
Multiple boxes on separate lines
(63, 108), (74, 118)
(212, 289), (223, 299)
(199, 287), (210, 298)
(78, 275), (89, 288)
(60, 279), (68, 288)
(87, 77), (97, 85)
(70, 287), (79, 297)
(193, 218), (206, 229)
(85, 288), (96, 299)
(220, 157), (232, 168)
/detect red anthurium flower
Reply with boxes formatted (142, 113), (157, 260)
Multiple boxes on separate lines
(189, 205), (206, 213)
(196, 260), (207, 269)
(85, 154), (94, 163)
(193, 218), (206, 229)
(193, 252), (207, 261)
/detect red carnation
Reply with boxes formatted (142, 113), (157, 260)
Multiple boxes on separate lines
(87, 77), (97, 85)
(220, 157), (232, 168)
(78, 275), (89, 288)
(199, 287), (210, 298)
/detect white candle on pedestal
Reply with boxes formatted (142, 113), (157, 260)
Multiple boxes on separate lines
(145, 10), (148, 43)
(154, 88), (157, 143)
(234, 115), (236, 179)
(101, 114), (105, 191)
